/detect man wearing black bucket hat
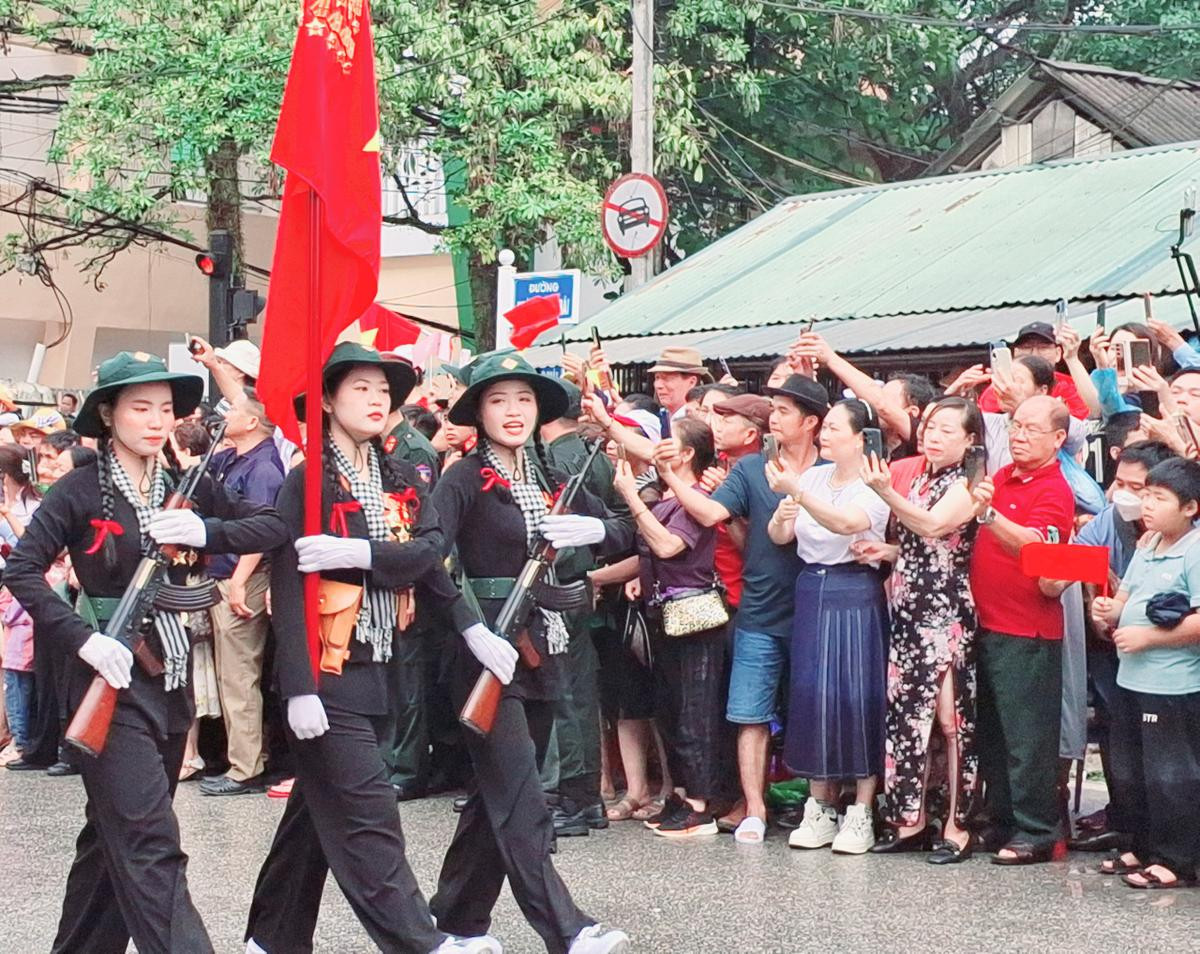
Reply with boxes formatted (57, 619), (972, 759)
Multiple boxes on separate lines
(5, 351), (289, 954)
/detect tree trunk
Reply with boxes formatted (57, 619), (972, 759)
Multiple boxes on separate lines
(469, 253), (497, 352)
(205, 137), (244, 283)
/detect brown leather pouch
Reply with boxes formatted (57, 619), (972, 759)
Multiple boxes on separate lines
(317, 580), (364, 675)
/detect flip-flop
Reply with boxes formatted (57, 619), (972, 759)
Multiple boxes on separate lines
(630, 797), (665, 822)
(1123, 867), (1197, 890)
(1099, 850), (1142, 875)
(734, 816), (767, 845)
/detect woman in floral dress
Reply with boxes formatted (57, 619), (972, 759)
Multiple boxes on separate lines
(861, 397), (991, 864)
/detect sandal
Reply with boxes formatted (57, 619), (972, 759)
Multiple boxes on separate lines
(991, 839), (1065, 866)
(1100, 850), (1142, 876)
(1122, 866), (1197, 890)
(734, 816), (767, 845)
(178, 756), (205, 783)
(606, 796), (645, 822)
(630, 797), (665, 822)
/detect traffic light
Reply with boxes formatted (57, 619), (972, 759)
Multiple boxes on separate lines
(230, 289), (266, 339)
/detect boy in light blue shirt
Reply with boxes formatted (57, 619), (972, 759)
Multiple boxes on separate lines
(1092, 457), (1200, 888)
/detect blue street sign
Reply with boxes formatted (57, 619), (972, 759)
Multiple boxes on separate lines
(513, 270), (581, 326)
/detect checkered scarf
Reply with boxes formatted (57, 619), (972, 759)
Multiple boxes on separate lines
(329, 441), (397, 663)
(477, 439), (569, 654)
(109, 458), (191, 691)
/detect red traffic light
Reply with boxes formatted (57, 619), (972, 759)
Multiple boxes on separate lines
(195, 252), (216, 276)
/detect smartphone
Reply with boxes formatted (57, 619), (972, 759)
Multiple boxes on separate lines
(1178, 415), (1200, 457)
(803, 318), (815, 335)
(186, 333), (203, 356)
(719, 357), (732, 379)
(1124, 339), (1154, 385)
(1055, 299), (1067, 332)
(1097, 302), (1107, 331)
(963, 445), (987, 490)
(591, 326), (603, 350)
(658, 407), (671, 440)
(989, 342), (1013, 378)
(762, 434), (778, 462)
(616, 443), (627, 463)
(862, 427), (884, 461)
(1143, 292), (1154, 322)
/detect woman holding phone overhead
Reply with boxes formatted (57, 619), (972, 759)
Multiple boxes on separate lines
(860, 397), (993, 863)
(765, 398), (891, 854)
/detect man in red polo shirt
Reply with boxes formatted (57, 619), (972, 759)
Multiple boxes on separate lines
(970, 394), (1075, 864)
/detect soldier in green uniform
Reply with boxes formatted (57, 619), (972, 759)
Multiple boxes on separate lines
(541, 379), (632, 835)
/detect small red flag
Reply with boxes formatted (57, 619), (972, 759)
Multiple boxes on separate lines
(505, 295), (561, 350)
(257, 0), (383, 445)
(360, 302), (421, 351)
(1020, 543), (1111, 592)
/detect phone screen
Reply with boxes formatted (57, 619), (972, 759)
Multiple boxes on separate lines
(1128, 338), (1153, 371)
(1178, 416), (1200, 456)
(862, 427), (884, 461)
(963, 445), (987, 490)
(762, 435), (778, 462)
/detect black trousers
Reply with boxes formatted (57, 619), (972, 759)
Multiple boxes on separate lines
(26, 631), (69, 765)
(654, 625), (726, 802)
(431, 694), (592, 954)
(246, 706), (444, 954)
(1106, 688), (1200, 878)
(975, 630), (1063, 846)
(52, 716), (212, 954)
(553, 610), (603, 805)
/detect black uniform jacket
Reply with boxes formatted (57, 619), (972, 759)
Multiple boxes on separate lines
(4, 462), (289, 737)
(432, 452), (634, 701)
(271, 457), (476, 715)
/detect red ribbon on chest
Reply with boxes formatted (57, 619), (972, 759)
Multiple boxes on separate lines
(85, 519), (124, 555)
(329, 501), (362, 538)
(479, 467), (511, 493)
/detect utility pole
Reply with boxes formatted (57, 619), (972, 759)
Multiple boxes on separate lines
(629, 0), (654, 290)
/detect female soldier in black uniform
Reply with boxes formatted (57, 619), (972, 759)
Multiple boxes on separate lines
(245, 343), (511, 954)
(4, 351), (289, 954)
(429, 353), (633, 954)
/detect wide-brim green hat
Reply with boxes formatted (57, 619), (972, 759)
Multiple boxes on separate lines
(448, 352), (568, 426)
(74, 351), (205, 438)
(294, 341), (417, 421)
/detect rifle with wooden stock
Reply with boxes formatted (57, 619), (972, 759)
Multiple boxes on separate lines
(459, 438), (605, 736)
(65, 421), (228, 757)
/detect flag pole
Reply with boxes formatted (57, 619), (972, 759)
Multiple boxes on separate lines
(304, 190), (324, 679)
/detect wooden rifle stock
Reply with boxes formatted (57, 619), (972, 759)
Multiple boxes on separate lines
(459, 629), (540, 737)
(64, 421), (227, 758)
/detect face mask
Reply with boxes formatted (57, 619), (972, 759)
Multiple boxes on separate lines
(1113, 488), (1143, 523)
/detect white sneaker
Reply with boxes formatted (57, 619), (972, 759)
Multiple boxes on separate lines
(831, 803), (876, 854)
(569, 924), (631, 953)
(246, 940), (268, 954)
(788, 797), (839, 849)
(431, 936), (504, 954)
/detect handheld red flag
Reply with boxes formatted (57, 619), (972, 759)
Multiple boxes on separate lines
(257, 0), (382, 678)
(360, 302), (421, 352)
(505, 295), (561, 350)
(1020, 542), (1112, 595)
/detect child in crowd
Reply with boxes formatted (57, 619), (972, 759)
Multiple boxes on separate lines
(0, 589), (34, 763)
(1092, 458), (1200, 889)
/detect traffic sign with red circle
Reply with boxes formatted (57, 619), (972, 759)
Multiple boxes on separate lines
(601, 173), (669, 259)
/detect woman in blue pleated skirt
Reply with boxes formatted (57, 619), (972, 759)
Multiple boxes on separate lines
(766, 399), (891, 854)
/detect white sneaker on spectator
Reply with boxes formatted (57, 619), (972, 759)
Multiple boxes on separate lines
(245, 940), (268, 954)
(788, 797), (839, 849)
(831, 803), (875, 854)
(431, 935), (504, 954)
(569, 924), (631, 953)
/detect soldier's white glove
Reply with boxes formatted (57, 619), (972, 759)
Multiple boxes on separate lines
(295, 535), (372, 573)
(78, 633), (134, 689)
(540, 514), (605, 548)
(463, 623), (518, 685)
(287, 694), (329, 740)
(148, 509), (207, 548)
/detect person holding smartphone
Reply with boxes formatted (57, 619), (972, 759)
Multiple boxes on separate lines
(860, 397), (993, 863)
(764, 399), (891, 854)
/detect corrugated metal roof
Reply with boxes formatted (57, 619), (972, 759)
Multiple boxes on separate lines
(547, 142), (1200, 355)
(1042, 62), (1200, 148)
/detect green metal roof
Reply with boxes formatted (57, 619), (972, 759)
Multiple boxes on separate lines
(554, 142), (1200, 353)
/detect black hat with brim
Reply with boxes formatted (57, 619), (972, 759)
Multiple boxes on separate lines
(74, 351), (205, 438)
(294, 341), (418, 422)
(762, 374), (831, 418)
(448, 352), (568, 426)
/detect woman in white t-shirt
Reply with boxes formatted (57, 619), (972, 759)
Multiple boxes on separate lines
(766, 398), (891, 855)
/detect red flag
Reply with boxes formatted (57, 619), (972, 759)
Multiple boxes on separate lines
(1020, 542), (1111, 594)
(505, 295), (561, 350)
(360, 302), (421, 351)
(258, 0), (383, 445)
